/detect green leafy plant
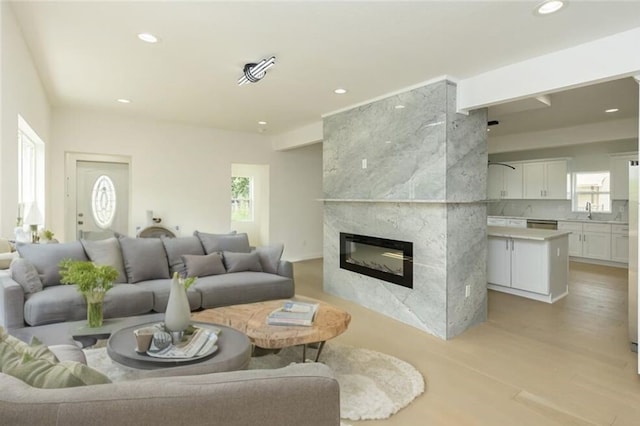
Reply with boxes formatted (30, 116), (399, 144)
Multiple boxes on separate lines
(59, 259), (119, 328)
(173, 271), (196, 290)
(41, 229), (55, 240)
(59, 259), (118, 294)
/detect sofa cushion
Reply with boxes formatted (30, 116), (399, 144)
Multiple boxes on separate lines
(3, 351), (110, 388)
(23, 284), (154, 326)
(119, 237), (170, 283)
(223, 251), (263, 273)
(16, 241), (88, 287)
(195, 272), (294, 309)
(195, 231), (250, 254)
(161, 236), (205, 276)
(10, 258), (43, 294)
(81, 238), (127, 283)
(182, 253), (226, 278)
(255, 244), (284, 274)
(135, 279), (201, 313)
(0, 329), (58, 365)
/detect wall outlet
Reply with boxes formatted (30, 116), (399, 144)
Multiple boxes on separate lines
(465, 285), (471, 298)
(362, 159), (367, 169)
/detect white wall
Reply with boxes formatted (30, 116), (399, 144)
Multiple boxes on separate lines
(0, 2), (51, 238)
(51, 108), (323, 261)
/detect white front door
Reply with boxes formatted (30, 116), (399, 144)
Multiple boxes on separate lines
(65, 154), (130, 241)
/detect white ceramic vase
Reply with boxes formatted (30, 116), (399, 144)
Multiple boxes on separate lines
(164, 274), (191, 332)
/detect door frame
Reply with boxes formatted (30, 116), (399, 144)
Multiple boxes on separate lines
(64, 152), (132, 242)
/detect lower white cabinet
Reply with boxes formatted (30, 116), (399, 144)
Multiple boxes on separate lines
(611, 224), (630, 263)
(487, 235), (569, 303)
(558, 221), (626, 263)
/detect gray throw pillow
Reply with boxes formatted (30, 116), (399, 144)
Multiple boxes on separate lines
(223, 251), (263, 273)
(181, 253), (226, 278)
(80, 238), (127, 283)
(255, 244), (284, 274)
(195, 231), (250, 254)
(161, 236), (205, 275)
(16, 241), (89, 287)
(118, 236), (170, 283)
(10, 258), (43, 294)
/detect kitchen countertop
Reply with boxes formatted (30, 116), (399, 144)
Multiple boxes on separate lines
(488, 226), (571, 241)
(488, 215), (628, 225)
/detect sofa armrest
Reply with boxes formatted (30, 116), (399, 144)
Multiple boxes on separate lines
(0, 363), (341, 426)
(277, 259), (294, 279)
(0, 271), (25, 329)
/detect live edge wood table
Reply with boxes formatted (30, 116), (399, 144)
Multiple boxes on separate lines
(191, 298), (351, 362)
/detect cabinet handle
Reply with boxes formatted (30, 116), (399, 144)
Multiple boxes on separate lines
(511, 239), (514, 251)
(579, 234), (581, 241)
(540, 190), (543, 197)
(506, 239), (509, 250)
(583, 234), (586, 242)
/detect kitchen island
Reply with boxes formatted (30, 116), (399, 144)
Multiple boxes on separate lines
(488, 226), (570, 303)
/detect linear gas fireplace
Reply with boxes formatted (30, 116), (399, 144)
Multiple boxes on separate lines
(340, 232), (413, 289)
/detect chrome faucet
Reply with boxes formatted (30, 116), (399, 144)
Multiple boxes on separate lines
(585, 202), (592, 220)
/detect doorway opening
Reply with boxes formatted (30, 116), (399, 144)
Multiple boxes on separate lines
(65, 153), (131, 241)
(231, 163), (269, 246)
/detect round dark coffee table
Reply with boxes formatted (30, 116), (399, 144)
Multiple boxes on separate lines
(107, 321), (251, 376)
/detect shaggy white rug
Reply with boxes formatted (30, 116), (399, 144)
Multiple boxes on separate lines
(84, 343), (424, 421)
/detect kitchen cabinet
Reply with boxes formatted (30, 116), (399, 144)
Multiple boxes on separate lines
(582, 223), (612, 260)
(488, 163), (523, 199)
(558, 221), (627, 263)
(487, 228), (569, 303)
(610, 153), (638, 200)
(523, 160), (568, 200)
(611, 224), (630, 263)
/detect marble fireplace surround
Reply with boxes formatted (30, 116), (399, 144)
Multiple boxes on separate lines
(323, 80), (488, 339)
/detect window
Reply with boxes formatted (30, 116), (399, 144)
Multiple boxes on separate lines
(91, 175), (117, 229)
(231, 176), (253, 221)
(572, 171), (611, 213)
(18, 115), (45, 223)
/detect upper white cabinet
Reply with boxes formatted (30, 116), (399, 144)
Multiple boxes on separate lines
(523, 160), (568, 200)
(610, 153), (638, 200)
(488, 163), (523, 199)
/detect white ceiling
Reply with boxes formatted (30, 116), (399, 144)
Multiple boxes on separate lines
(10, 1), (640, 136)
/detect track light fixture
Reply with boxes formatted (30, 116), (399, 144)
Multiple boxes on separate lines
(238, 56), (276, 86)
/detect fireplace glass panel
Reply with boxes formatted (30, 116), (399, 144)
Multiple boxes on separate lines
(347, 242), (403, 276)
(340, 233), (413, 288)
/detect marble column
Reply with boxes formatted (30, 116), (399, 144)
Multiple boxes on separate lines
(323, 80), (487, 339)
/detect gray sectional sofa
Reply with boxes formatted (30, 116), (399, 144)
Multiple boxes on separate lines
(0, 231), (294, 330)
(0, 339), (340, 426)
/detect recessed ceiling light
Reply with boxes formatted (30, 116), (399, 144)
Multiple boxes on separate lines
(258, 121), (267, 125)
(605, 108), (619, 113)
(137, 33), (159, 43)
(334, 88), (347, 95)
(394, 105), (405, 109)
(487, 128), (491, 132)
(535, 0), (565, 15)
(117, 98), (131, 104)
(385, 140), (392, 144)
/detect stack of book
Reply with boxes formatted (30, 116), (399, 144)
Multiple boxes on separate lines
(267, 301), (319, 326)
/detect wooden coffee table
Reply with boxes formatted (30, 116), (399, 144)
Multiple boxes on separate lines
(191, 298), (351, 361)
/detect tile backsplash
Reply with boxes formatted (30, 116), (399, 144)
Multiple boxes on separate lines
(487, 199), (629, 222)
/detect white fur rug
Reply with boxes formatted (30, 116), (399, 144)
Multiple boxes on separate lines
(85, 343), (424, 421)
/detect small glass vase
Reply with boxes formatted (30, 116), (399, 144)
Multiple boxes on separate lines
(85, 291), (106, 328)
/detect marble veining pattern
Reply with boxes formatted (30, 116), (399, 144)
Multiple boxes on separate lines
(323, 79), (487, 340)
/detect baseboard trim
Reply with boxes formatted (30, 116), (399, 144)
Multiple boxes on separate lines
(569, 257), (628, 269)
(286, 254), (323, 263)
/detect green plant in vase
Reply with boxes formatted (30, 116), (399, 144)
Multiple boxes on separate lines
(59, 259), (118, 328)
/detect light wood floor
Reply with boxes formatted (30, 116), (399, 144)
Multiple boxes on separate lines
(294, 259), (640, 426)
